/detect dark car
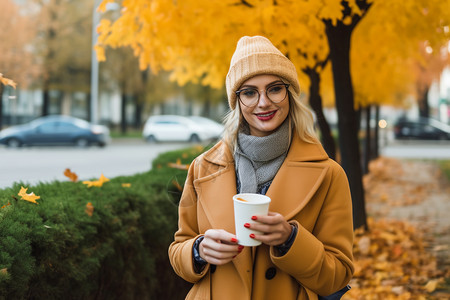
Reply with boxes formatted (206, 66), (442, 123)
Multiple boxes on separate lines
(0, 115), (111, 147)
(393, 117), (450, 140)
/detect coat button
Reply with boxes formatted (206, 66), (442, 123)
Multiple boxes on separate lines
(210, 264), (216, 274)
(265, 267), (276, 280)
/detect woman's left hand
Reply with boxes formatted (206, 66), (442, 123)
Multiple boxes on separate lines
(246, 211), (292, 246)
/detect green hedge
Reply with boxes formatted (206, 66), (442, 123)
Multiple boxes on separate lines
(0, 145), (208, 299)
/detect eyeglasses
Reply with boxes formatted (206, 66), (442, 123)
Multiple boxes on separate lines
(235, 83), (290, 107)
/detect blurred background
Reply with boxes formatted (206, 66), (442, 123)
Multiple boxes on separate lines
(0, 1), (450, 298)
(0, 0), (448, 137)
(1, 0), (449, 214)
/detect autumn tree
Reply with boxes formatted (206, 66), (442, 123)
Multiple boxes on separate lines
(31, 0), (93, 116)
(351, 1), (450, 173)
(96, 0), (450, 229)
(0, 0), (38, 129)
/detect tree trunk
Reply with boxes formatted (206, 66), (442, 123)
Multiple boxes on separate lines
(202, 86), (211, 117)
(134, 95), (143, 129)
(372, 105), (380, 159)
(325, 20), (368, 230)
(121, 93), (127, 134)
(87, 92), (92, 122)
(363, 105), (371, 175)
(418, 86), (430, 118)
(305, 67), (336, 160)
(42, 85), (50, 116)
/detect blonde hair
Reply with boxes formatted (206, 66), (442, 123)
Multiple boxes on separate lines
(222, 85), (319, 151)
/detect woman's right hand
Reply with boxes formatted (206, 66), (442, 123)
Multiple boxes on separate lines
(199, 229), (244, 265)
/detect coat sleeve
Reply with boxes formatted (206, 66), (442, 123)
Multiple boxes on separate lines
(270, 162), (354, 296)
(168, 158), (211, 283)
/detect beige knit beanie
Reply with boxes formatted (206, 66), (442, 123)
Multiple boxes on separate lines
(226, 36), (300, 110)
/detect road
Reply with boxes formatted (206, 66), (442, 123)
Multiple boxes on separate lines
(0, 139), (190, 189)
(0, 138), (449, 189)
(381, 140), (450, 159)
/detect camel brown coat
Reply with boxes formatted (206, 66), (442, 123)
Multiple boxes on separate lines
(168, 135), (354, 300)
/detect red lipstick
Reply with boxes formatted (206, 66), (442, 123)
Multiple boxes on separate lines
(255, 110), (277, 121)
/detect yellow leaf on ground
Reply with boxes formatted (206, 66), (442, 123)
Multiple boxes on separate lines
(18, 186), (40, 204)
(0, 268), (7, 275)
(1, 202), (11, 209)
(64, 168), (78, 182)
(122, 183), (131, 187)
(424, 279), (440, 293)
(82, 173), (110, 187)
(85, 202), (94, 217)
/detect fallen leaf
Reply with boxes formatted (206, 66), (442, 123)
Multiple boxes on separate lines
(1, 202), (11, 209)
(424, 279), (440, 293)
(85, 202), (94, 217)
(18, 186), (40, 204)
(358, 236), (371, 255)
(82, 173), (110, 187)
(64, 168), (78, 182)
(121, 183), (131, 188)
(0, 268), (7, 275)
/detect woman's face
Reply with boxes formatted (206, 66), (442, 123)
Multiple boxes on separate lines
(238, 74), (290, 137)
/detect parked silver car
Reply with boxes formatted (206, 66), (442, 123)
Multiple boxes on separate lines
(142, 115), (224, 143)
(0, 115), (111, 147)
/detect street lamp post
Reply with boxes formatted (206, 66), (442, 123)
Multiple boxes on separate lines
(90, 0), (101, 124)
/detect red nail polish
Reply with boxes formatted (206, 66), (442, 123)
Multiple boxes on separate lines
(251, 216), (257, 220)
(249, 233), (255, 238)
(244, 223), (250, 228)
(238, 245), (244, 250)
(231, 237), (238, 243)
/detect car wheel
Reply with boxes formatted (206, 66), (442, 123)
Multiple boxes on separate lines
(189, 134), (201, 143)
(75, 138), (89, 147)
(6, 138), (22, 148)
(146, 135), (157, 143)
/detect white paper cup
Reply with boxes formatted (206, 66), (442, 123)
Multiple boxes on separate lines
(233, 193), (271, 246)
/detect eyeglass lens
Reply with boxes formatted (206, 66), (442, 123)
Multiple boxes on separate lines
(238, 84), (288, 107)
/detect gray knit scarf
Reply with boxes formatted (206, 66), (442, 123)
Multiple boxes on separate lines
(234, 119), (290, 193)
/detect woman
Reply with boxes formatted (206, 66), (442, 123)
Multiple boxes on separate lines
(168, 36), (354, 300)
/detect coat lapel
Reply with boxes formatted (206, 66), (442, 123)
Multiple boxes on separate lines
(267, 135), (330, 219)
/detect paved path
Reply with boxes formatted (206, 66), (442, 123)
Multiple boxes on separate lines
(365, 158), (450, 274)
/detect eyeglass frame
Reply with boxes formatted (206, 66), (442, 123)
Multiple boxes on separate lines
(235, 83), (290, 107)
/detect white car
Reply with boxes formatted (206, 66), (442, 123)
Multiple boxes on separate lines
(142, 115), (224, 143)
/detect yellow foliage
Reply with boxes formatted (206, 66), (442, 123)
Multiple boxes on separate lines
(97, 0), (450, 110)
(0, 73), (17, 89)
